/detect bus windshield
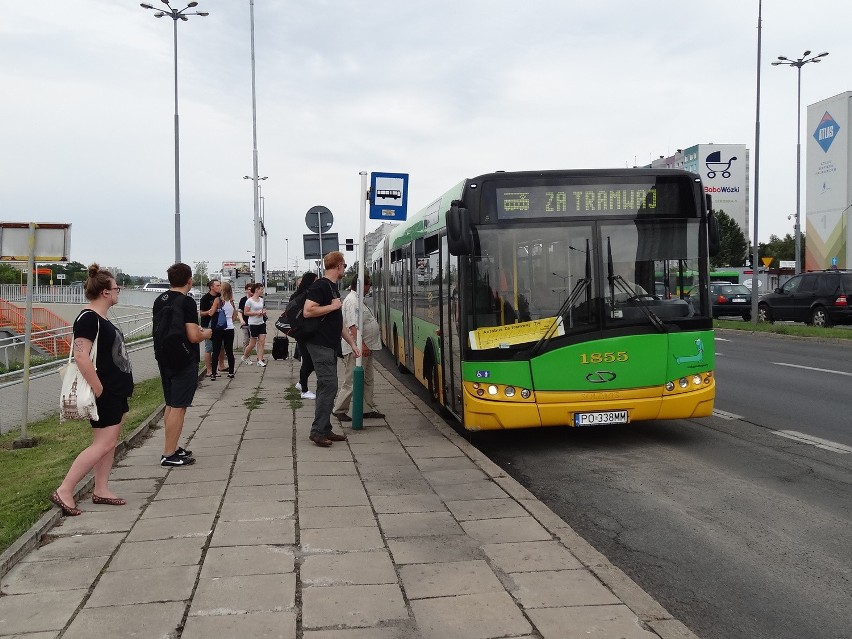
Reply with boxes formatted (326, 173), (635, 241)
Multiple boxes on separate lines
(467, 220), (702, 350)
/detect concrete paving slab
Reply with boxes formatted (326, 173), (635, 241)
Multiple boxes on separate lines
(1, 556), (109, 594)
(421, 468), (487, 486)
(108, 464), (169, 480)
(238, 441), (293, 459)
(200, 545), (295, 578)
(242, 428), (294, 440)
(377, 512), (464, 538)
(19, 533), (124, 562)
(351, 453), (415, 468)
(387, 536), (484, 565)
(1, 632), (59, 639)
(139, 495), (222, 519)
(370, 494), (446, 514)
(230, 469), (295, 486)
(303, 629), (419, 639)
(218, 499), (294, 522)
(362, 478), (435, 497)
(412, 456), (478, 472)
(162, 466), (233, 483)
(0, 590), (87, 635)
(526, 604), (659, 639)
(61, 601), (186, 639)
(49, 509), (140, 536)
(297, 461), (358, 476)
(209, 519), (295, 546)
(85, 565), (197, 607)
(399, 560), (504, 599)
(224, 484), (295, 502)
(405, 444), (465, 460)
(300, 526), (385, 553)
(300, 506), (376, 529)
(107, 537), (206, 571)
(299, 488), (370, 508)
(155, 479), (228, 500)
(444, 497), (529, 521)
(509, 569), (621, 608)
(190, 573), (296, 615)
(431, 481), (508, 502)
(410, 591), (532, 639)
(481, 540), (583, 573)
(302, 550), (397, 586)
(460, 516), (551, 544)
(182, 611), (297, 639)
(233, 457), (293, 472)
(124, 512), (215, 542)
(302, 584), (408, 629)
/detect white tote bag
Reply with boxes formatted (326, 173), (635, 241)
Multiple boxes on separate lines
(59, 311), (100, 423)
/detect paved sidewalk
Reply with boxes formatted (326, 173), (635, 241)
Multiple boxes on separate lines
(0, 357), (697, 639)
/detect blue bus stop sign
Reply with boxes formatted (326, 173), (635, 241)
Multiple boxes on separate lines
(370, 172), (409, 221)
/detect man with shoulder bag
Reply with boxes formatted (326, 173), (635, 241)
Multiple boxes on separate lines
(303, 252), (360, 447)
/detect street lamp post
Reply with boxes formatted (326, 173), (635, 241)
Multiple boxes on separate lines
(772, 50), (829, 275)
(244, 175), (267, 283)
(140, 1), (209, 264)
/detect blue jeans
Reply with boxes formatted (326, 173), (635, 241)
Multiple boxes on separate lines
(305, 343), (338, 438)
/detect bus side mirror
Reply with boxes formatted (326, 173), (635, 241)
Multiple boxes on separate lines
(447, 200), (473, 256)
(707, 210), (721, 257)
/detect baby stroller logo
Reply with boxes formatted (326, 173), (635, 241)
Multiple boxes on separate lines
(705, 151), (737, 179)
(814, 112), (839, 153)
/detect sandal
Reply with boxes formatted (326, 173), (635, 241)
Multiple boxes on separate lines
(50, 490), (82, 516)
(92, 494), (127, 506)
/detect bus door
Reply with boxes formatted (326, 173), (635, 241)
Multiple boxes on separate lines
(401, 245), (415, 369)
(441, 236), (463, 416)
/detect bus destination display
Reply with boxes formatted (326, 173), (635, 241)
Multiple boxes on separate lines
(496, 183), (687, 219)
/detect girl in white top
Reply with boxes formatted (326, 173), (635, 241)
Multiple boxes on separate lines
(210, 282), (240, 379)
(241, 283), (268, 366)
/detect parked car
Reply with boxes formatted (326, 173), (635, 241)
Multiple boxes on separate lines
(707, 283), (752, 320)
(758, 270), (852, 327)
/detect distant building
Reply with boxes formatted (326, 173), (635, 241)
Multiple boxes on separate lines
(364, 222), (396, 263)
(647, 144), (750, 240)
(806, 91), (852, 270)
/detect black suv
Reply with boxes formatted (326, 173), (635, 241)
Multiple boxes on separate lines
(758, 270), (852, 327)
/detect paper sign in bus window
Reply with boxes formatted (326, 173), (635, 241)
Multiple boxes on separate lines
(468, 317), (564, 350)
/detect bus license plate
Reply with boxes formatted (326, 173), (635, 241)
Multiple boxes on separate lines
(574, 411), (629, 426)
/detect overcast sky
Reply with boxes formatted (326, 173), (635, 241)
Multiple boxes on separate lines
(1, 1), (849, 278)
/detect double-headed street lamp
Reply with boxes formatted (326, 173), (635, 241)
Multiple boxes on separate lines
(140, 0), (209, 264)
(772, 50), (829, 275)
(244, 176), (267, 283)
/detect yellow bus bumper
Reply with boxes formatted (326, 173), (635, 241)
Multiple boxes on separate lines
(462, 379), (715, 431)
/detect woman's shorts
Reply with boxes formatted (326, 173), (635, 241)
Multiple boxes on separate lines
(249, 323), (267, 338)
(90, 390), (129, 428)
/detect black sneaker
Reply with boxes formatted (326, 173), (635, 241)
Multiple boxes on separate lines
(176, 447), (193, 458)
(161, 452), (196, 467)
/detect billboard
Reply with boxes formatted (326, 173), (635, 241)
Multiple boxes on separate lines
(806, 91), (852, 270)
(683, 144), (750, 238)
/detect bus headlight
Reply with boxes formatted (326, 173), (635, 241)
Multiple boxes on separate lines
(679, 377), (689, 388)
(487, 385), (498, 396)
(504, 386), (516, 397)
(521, 389), (531, 399)
(665, 381), (675, 392)
(693, 375), (702, 385)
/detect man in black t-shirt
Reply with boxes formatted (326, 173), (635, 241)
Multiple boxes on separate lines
(153, 262), (212, 467)
(199, 279), (222, 376)
(303, 252), (360, 447)
(237, 282), (252, 349)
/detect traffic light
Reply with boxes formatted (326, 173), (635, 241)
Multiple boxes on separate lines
(251, 255), (256, 270)
(345, 238), (354, 251)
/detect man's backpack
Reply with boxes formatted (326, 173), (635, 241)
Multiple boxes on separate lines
(153, 293), (193, 370)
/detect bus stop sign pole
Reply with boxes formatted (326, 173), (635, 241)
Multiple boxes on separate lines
(351, 171), (369, 431)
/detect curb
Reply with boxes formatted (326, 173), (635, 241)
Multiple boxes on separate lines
(0, 404), (166, 580)
(378, 365), (700, 639)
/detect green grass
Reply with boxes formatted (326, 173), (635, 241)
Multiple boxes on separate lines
(715, 319), (852, 339)
(0, 377), (165, 554)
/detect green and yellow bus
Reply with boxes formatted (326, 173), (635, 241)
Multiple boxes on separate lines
(370, 169), (719, 430)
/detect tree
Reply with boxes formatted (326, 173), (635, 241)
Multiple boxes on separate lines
(758, 233), (805, 267)
(711, 210), (749, 268)
(0, 264), (20, 284)
(193, 261), (209, 286)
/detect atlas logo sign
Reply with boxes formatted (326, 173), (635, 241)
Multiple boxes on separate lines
(814, 111), (840, 153)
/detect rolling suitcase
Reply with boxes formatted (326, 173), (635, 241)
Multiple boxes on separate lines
(272, 334), (289, 360)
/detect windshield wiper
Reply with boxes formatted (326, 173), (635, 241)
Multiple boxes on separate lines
(606, 238), (667, 333)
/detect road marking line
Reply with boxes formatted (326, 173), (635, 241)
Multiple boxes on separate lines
(772, 362), (852, 377)
(712, 409), (742, 420)
(772, 430), (852, 454)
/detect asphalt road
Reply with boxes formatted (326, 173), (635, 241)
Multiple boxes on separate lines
(376, 334), (852, 639)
